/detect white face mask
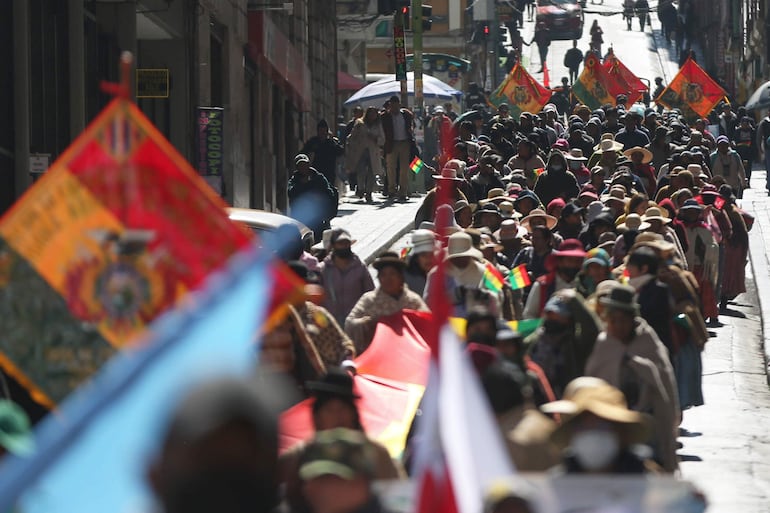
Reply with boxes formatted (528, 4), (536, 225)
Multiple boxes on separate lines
(571, 429), (620, 471)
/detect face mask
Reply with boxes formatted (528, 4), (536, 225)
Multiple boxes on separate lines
(559, 267), (581, 282)
(334, 247), (353, 259)
(542, 319), (569, 335)
(569, 161), (581, 170)
(571, 430), (620, 471)
(551, 164), (565, 172)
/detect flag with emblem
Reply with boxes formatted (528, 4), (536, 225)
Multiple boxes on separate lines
(572, 52), (625, 110)
(487, 63), (551, 117)
(603, 52), (648, 105)
(657, 56), (727, 119)
(0, 87), (303, 409)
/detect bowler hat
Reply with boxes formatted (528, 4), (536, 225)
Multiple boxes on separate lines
(306, 367), (360, 399)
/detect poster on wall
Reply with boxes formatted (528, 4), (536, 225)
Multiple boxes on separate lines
(197, 107), (225, 195)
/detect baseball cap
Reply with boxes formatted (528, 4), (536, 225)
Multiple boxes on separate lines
(298, 428), (376, 481)
(295, 153), (310, 165)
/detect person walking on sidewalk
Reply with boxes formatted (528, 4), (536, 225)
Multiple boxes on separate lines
(302, 119), (345, 192)
(589, 21), (604, 57)
(381, 95), (415, 202)
(634, 0), (649, 32)
(288, 154), (338, 241)
(710, 135), (747, 198)
(531, 22), (552, 74)
(346, 107), (384, 204)
(564, 40), (583, 84)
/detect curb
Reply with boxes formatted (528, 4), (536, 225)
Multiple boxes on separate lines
(745, 188), (770, 386)
(360, 219), (414, 266)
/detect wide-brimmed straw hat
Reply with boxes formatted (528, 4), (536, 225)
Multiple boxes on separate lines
(547, 382), (651, 448)
(617, 213), (650, 232)
(593, 135), (623, 153)
(444, 232), (483, 262)
(432, 166), (464, 181)
(479, 188), (508, 205)
(519, 208), (558, 231)
(641, 206), (671, 224)
(622, 146), (653, 164)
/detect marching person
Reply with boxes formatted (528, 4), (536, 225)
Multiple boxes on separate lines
(345, 252), (429, 353)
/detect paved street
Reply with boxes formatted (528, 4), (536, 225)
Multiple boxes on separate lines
(518, 0), (701, 90)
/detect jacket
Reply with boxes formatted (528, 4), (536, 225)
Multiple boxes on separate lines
(381, 108), (415, 154)
(585, 318), (679, 472)
(320, 254), (375, 325)
(346, 118), (385, 175)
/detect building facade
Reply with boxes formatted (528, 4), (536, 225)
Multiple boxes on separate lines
(1, 0), (337, 215)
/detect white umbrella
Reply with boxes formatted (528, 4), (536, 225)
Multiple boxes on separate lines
(343, 72), (462, 107)
(745, 80), (770, 111)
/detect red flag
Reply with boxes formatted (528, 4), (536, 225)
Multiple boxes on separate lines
(603, 53), (648, 104)
(657, 57), (727, 119)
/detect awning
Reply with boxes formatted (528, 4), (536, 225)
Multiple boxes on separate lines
(247, 12), (312, 112)
(337, 71), (365, 92)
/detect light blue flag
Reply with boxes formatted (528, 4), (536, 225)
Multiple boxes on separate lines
(0, 249), (271, 513)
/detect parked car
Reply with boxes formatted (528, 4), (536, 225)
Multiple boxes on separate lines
(227, 207), (315, 251)
(536, 0), (584, 40)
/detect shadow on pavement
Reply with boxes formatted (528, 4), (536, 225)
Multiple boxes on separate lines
(678, 454), (704, 462)
(720, 308), (747, 319)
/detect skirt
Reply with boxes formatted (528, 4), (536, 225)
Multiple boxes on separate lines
(692, 265), (718, 319)
(673, 341), (704, 409)
(721, 243), (748, 299)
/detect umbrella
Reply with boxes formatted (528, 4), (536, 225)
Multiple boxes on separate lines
(454, 109), (485, 125)
(344, 72), (462, 107)
(745, 80), (770, 111)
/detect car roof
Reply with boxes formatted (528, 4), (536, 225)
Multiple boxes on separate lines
(226, 208), (312, 238)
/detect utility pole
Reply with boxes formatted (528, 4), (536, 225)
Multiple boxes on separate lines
(412, 0), (423, 118)
(393, 7), (409, 106)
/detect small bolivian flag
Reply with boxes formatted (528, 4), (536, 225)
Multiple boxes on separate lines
(509, 264), (532, 290)
(410, 156), (424, 174)
(534, 167), (545, 176)
(482, 261), (504, 293)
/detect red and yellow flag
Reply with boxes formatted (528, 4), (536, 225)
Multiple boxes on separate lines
(0, 96), (302, 407)
(657, 57), (727, 119)
(488, 63), (551, 117)
(572, 52), (625, 110)
(603, 52), (648, 105)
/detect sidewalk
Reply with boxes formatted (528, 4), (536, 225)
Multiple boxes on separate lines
(330, 190), (422, 265)
(742, 170), (770, 384)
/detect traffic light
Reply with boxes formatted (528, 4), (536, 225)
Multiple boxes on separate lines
(421, 4), (432, 31)
(471, 21), (490, 44)
(377, 0), (410, 15)
(401, 5), (410, 29)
